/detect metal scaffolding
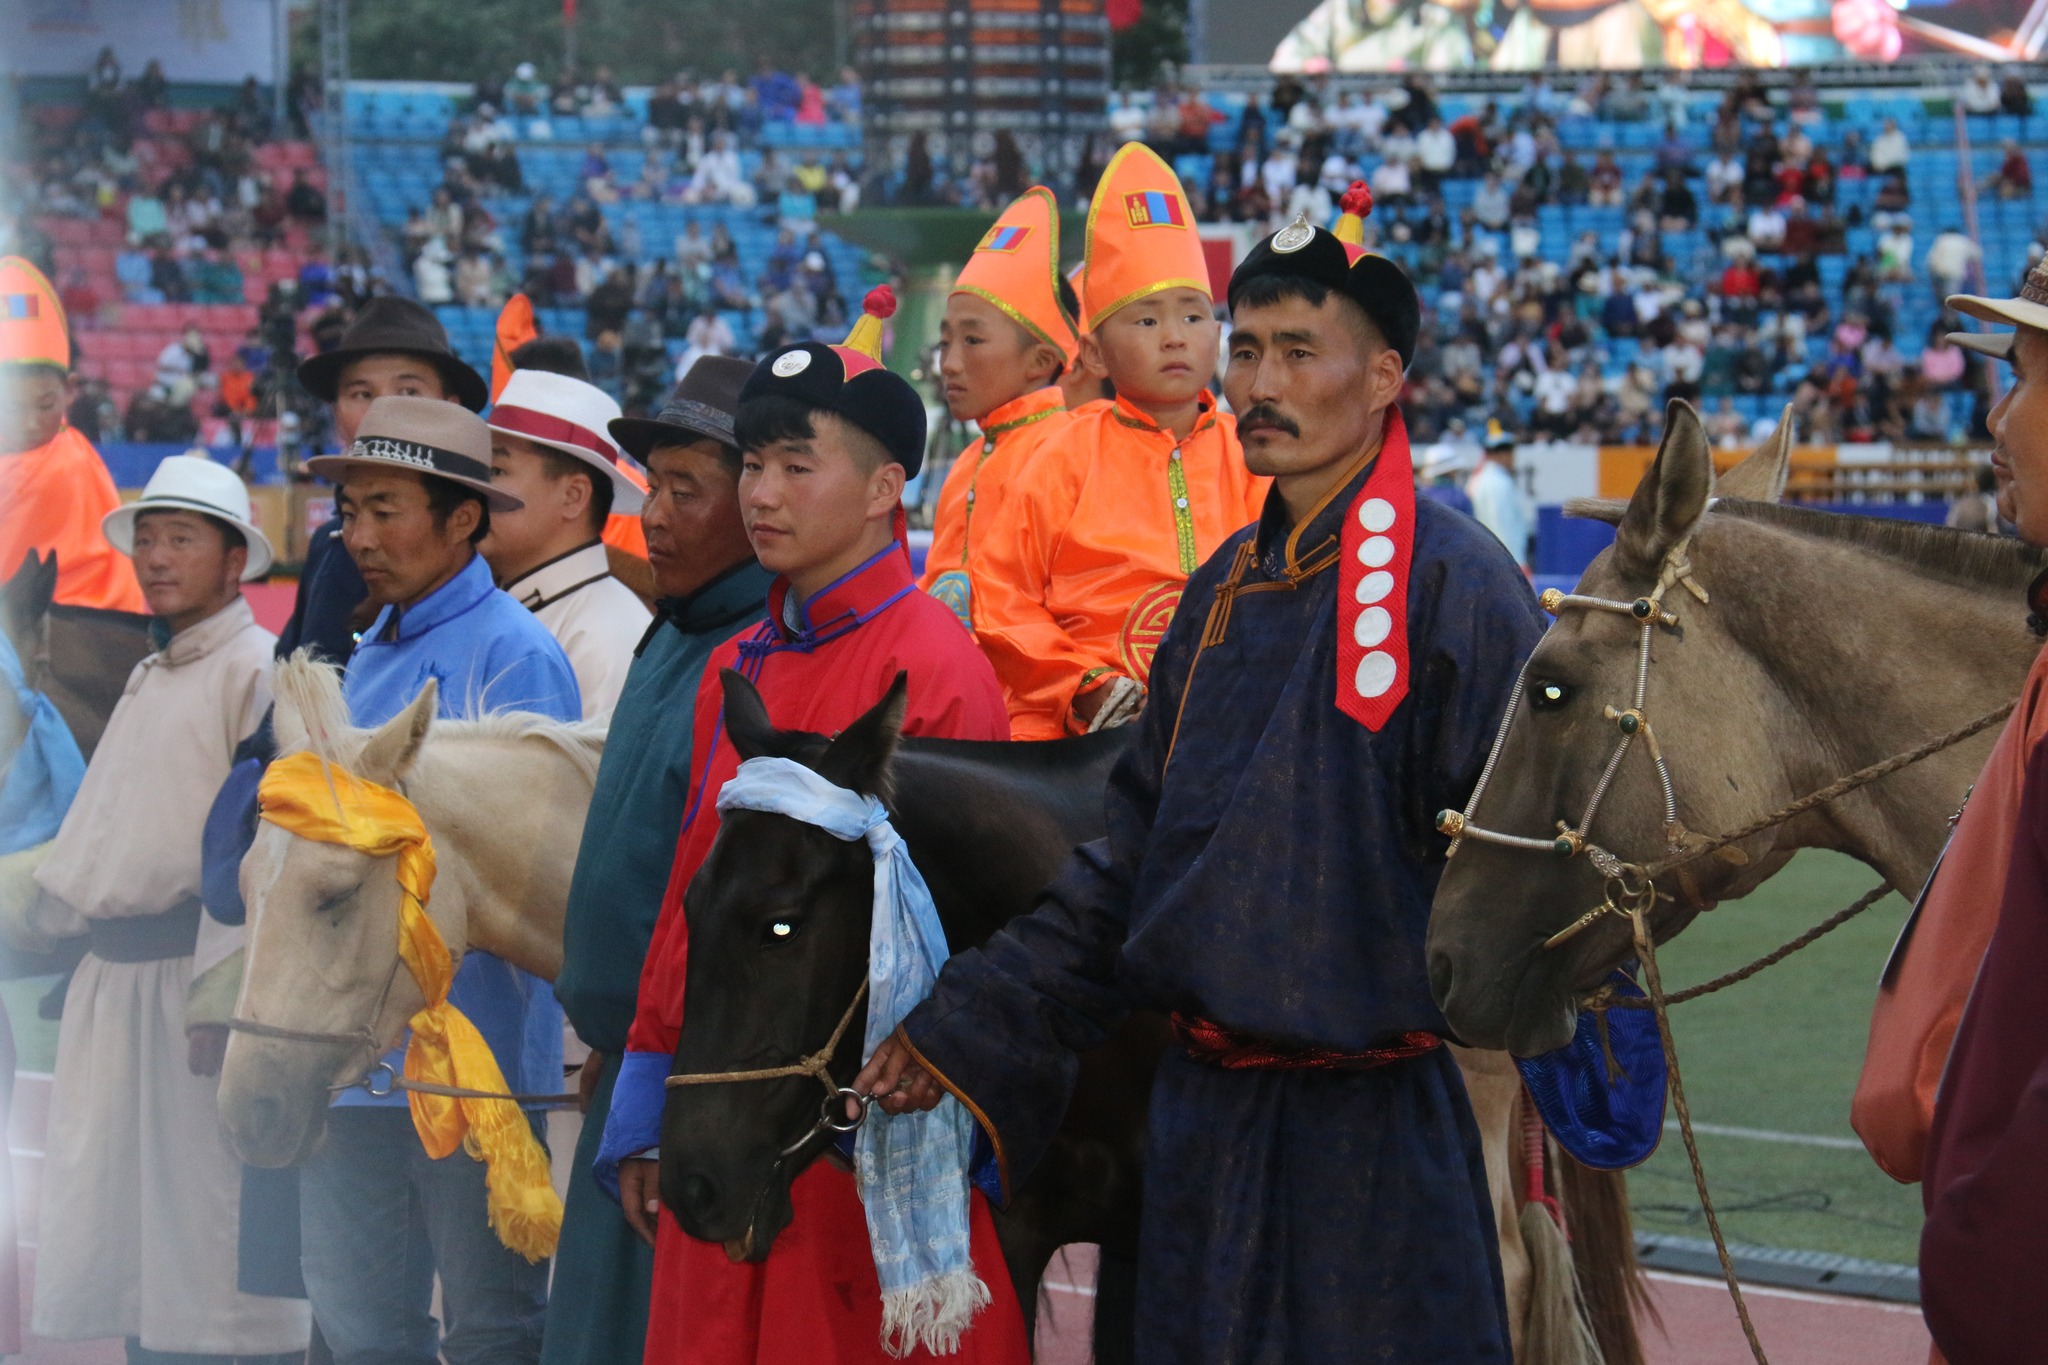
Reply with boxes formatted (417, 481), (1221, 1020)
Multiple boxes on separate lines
(318, 0), (351, 260)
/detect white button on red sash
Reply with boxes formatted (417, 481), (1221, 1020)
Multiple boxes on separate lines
(1354, 498), (1399, 696)
(1335, 409), (1416, 730)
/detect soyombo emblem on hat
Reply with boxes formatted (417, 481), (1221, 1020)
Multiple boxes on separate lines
(1272, 216), (1315, 254)
(1123, 190), (1187, 230)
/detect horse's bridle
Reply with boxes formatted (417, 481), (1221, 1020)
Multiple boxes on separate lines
(1436, 531), (1713, 948)
(228, 949), (413, 1095)
(1426, 520), (2018, 1365)
(665, 979), (874, 1159)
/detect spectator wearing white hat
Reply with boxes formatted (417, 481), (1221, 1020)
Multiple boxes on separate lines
(483, 370), (652, 718)
(25, 455), (310, 1363)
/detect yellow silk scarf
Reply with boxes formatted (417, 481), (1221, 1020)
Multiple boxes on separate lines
(258, 750), (563, 1261)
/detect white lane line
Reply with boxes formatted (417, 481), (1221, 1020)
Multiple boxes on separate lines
(1645, 1271), (1925, 1315)
(1667, 1119), (1865, 1150)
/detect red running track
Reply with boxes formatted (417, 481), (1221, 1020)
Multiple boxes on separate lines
(1028, 1245), (1932, 1365)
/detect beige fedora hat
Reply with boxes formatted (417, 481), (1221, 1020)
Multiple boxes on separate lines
(102, 453), (275, 580)
(306, 394), (523, 512)
(1946, 256), (2048, 361)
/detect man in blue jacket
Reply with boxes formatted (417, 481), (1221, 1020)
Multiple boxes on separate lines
(297, 395), (579, 1365)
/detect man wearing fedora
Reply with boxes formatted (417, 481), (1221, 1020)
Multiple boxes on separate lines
(483, 369), (651, 719)
(541, 356), (770, 1365)
(1883, 261), (2048, 1365)
(22, 456), (311, 1365)
(297, 396), (578, 1365)
(286, 296), (492, 666)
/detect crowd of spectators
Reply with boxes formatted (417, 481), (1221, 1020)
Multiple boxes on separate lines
(7, 48), (388, 454)
(1095, 65), (2036, 447)
(393, 58), (865, 339)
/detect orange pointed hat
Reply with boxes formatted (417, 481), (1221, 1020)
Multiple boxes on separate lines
(0, 257), (70, 371)
(952, 186), (1079, 363)
(1081, 143), (1209, 333)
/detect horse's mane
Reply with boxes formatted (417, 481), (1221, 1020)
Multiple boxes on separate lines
(272, 653), (605, 783)
(1563, 496), (2048, 594)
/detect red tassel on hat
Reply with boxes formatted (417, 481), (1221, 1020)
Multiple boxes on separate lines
(1335, 182), (1374, 247)
(844, 285), (895, 362)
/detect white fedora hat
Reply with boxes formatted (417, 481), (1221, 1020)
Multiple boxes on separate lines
(485, 369), (643, 514)
(1947, 257), (2048, 361)
(102, 454), (274, 580)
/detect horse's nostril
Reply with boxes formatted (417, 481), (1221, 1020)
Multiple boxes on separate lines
(678, 1171), (719, 1217)
(245, 1093), (283, 1137)
(1427, 951), (1454, 1007)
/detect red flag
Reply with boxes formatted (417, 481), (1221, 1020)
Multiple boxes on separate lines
(1106, 0), (1141, 30)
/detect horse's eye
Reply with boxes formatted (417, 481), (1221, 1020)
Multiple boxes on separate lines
(766, 919), (800, 943)
(1531, 681), (1573, 711)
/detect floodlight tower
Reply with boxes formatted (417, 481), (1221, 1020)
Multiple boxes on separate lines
(319, 0), (351, 260)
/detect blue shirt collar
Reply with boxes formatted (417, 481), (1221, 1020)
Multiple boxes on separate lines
(364, 551), (495, 645)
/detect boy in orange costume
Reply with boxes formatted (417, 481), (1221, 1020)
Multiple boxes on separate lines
(972, 144), (1268, 739)
(920, 186), (1079, 630)
(0, 257), (144, 610)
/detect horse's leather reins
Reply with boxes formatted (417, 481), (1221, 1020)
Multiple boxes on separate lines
(1433, 525), (2022, 1365)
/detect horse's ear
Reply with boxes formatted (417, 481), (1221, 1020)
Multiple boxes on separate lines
(818, 672), (907, 801)
(26, 552), (56, 621)
(357, 678), (437, 784)
(1714, 403), (1794, 504)
(1, 551), (56, 644)
(1615, 400), (1714, 578)
(721, 669), (779, 761)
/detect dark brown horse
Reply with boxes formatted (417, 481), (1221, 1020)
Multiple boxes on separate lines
(2, 551), (153, 760)
(663, 670), (1649, 1364)
(660, 669), (1154, 1357)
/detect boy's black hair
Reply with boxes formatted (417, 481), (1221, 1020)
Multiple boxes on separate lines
(736, 391), (893, 473)
(508, 335), (590, 381)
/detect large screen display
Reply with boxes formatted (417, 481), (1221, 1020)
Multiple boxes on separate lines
(1267, 0), (2038, 71)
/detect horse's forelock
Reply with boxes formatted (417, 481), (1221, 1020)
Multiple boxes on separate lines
(272, 652), (356, 763)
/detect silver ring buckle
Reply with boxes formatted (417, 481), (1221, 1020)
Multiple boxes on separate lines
(824, 1087), (871, 1134)
(361, 1061), (399, 1099)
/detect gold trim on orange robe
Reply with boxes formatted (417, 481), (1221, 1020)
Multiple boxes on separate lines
(969, 393), (1268, 740)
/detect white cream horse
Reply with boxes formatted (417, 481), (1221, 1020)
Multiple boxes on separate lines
(217, 655), (604, 1168)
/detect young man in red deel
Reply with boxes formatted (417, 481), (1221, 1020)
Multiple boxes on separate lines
(592, 292), (1027, 1365)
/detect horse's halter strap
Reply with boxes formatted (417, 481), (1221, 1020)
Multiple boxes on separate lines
(665, 979), (875, 1157)
(1436, 530), (1710, 946)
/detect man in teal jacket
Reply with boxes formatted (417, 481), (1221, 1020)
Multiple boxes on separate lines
(541, 358), (769, 1365)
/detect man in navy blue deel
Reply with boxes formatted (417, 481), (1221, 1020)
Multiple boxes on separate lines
(856, 197), (1543, 1362)
(295, 394), (579, 1365)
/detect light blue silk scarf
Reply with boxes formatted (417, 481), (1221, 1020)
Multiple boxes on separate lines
(717, 757), (989, 1356)
(0, 631), (85, 856)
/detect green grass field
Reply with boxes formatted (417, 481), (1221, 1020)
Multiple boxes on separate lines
(1625, 850), (1925, 1267)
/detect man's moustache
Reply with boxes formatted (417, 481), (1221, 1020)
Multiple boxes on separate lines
(1238, 405), (1299, 437)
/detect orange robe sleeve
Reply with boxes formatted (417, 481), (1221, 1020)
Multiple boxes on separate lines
(1852, 645), (2048, 1182)
(0, 426), (145, 612)
(970, 398), (1266, 740)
